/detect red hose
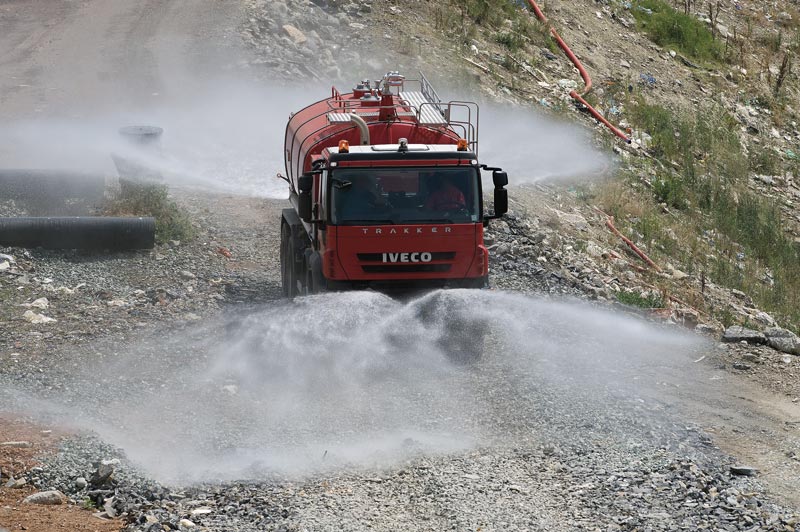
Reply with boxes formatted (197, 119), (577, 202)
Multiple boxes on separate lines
(525, 0), (630, 143)
(571, 91), (631, 140)
(605, 216), (661, 271)
(550, 29), (592, 94)
(527, 0), (548, 21)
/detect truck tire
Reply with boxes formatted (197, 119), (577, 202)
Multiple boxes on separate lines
(280, 223), (300, 299)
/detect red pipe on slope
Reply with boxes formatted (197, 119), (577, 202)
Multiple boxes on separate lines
(526, 0), (631, 143)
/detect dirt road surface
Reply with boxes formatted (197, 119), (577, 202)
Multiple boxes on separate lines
(0, 0), (251, 118)
(1, 1), (800, 531)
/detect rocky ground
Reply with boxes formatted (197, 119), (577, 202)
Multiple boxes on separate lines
(1, 190), (282, 362)
(2, 0), (800, 531)
(3, 186), (800, 531)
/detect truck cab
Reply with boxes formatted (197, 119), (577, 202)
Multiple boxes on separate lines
(280, 72), (508, 297)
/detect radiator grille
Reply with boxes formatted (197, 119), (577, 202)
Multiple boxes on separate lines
(361, 264), (452, 274)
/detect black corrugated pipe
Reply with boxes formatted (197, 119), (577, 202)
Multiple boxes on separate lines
(0, 217), (155, 250)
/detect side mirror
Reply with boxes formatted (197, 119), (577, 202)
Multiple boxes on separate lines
(481, 165), (508, 223)
(298, 173), (313, 222)
(298, 174), (313, 193)
(493, 187), (508, 217)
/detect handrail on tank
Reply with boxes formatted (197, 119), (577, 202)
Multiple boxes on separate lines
(287, 74), (482, 182)
(419, 72), (444, 110)
(288, 100), (481, 182)
(331, 86), (343, 108)
(416, 101), (478, 154)
(320, 94), (479, 150)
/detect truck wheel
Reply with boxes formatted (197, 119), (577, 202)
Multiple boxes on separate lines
(280, 223), (299, 299)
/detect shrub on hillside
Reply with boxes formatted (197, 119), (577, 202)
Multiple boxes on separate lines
(631, 0), (725, 62)
(626, 96), (800, 327)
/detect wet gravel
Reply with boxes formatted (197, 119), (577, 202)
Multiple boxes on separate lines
(4, 189), (800, 531)
(0, 189), (283, 357)
(19, 387), (800, 532)
(3, 1), (800, 528)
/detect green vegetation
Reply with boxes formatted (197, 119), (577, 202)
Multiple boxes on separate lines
(630, 0), (725, 62)
(792, 28), (800, 52)
(652, 173), (688, 210)
(714, 306), (736, 329)
(434, 0), (799, 328)
(436, 0), (552, 54)
(614, 97), (800, 327)
(108, 181), (195, 244)
(81, 497), (97, 510)
(495, 31), (525, 51)
(460, 0), (524, 27)
(748, 145), (782, 176)
(759, 30), (783, 53)
(616, 289), (666, 309)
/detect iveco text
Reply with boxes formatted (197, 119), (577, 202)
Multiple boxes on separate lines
(382, 252), (433, 263)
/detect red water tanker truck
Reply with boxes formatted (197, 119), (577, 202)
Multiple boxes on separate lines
(280, 71), (508, 296)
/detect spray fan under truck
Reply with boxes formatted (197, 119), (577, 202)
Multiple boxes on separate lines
(280, 71), (509, 299)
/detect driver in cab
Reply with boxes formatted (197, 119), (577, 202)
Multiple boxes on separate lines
(424, 175), (466, 211)
(342, 175), (386, 216)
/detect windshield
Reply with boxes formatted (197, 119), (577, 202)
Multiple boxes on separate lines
(330, 167), (480, 225)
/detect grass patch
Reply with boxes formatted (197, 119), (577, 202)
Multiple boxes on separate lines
(621, 97), (800, 327)
(81, 498), (97, 510)
(748, 145), (782, 175)
(495, 31), (525, 51)
(460, 0), (522, 27)
(629, 98), (748, 184)
(107, 181), (195, 244)
(630, 0), (725, 62)
(711, 192), (793, 265)
(440, 0), (552, 49)
(759, 30), (783, 53)
(616, 289), (665, 309)
(792, 28), (800, 52)
(652, 173), (688, 210)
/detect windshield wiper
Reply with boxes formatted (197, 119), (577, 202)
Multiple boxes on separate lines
(332, 178), (352, 189)
(407, 218), (455, 224)
(343, 219), (395, 225)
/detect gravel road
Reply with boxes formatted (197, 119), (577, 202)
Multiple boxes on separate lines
(2, 1), (800, 531)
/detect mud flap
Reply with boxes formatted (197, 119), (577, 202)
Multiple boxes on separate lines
(281, 209), (309, 298)
(307, 251), (327, 293)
